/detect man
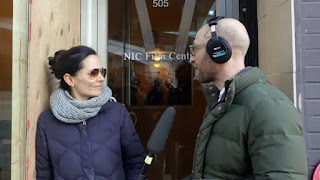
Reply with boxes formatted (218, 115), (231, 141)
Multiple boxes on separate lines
(186, 17), (308, 179)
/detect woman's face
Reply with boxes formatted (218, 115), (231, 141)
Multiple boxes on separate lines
(71, 55), (105, 100)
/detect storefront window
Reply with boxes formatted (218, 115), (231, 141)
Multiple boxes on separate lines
(108, 0), (216, 179)
(0, 1), (12, 179)
(108, 0), (216, 106)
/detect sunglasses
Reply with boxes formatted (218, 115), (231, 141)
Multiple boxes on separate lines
(88, 68), (107, 79)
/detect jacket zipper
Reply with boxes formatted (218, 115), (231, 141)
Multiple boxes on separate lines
(192, 100), (224, 178)
(83, 120), (87, 125)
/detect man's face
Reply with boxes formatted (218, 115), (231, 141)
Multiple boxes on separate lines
(189, 40), (218, 83)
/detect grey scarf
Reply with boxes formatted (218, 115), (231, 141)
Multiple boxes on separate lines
(50, 85), (116, 123)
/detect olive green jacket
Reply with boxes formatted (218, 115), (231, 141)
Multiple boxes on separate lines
(187, 67), (308, 180)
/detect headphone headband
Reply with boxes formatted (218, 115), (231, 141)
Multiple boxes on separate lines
(208, 16), (224, 40)
(208, 16), (225, 27)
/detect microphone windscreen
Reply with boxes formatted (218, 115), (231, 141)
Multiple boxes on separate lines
(147, 107), (176, 155)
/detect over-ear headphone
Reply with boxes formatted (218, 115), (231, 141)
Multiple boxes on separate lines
(206, 16), (232, 63)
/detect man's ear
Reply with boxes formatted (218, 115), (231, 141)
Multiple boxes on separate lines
(63, 73), (74, 87)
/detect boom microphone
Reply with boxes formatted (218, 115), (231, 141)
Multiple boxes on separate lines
(147, 107), (176, 155)
(136, 107), (176, 180)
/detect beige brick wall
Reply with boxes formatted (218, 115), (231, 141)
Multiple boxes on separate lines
(257, 0), (295, 102)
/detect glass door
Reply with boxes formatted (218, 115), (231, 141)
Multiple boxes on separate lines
(108, 0), (216, 179)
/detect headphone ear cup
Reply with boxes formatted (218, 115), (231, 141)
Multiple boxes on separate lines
(206, 38), (217, 62)
(206, 37), (232, 64)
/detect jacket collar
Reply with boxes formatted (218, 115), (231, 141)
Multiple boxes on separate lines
(223, 67), (265, 107)
(204, 67), (266, 106)
(201, 67), (266, 121)
(231, 67), (266, 95)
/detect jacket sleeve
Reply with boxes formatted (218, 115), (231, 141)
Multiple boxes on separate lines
(248, 98), (308, 180)
(120, 106), (145, 180)
(36, 115), (54, 179)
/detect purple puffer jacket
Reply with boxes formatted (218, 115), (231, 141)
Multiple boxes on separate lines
(36, 101), (145, 180)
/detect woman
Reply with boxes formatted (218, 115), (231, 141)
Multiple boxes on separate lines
(36, 46), (145, 180)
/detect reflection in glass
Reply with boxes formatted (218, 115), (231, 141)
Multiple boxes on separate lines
(107, 0), (216, 179)
(108, 0), (216, 106)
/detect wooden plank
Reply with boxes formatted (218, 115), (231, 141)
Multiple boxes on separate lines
(175, 0), (196, 54)
(134, 0), (155, 52)
(27, 0), (80, 179)
(11, 0), (28, 179)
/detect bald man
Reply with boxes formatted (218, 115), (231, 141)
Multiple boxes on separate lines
(185, 17), (308, 179)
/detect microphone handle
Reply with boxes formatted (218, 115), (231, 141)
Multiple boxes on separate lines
(136, 173), (147, 180)
(136, 153), (154, 180)
(137, 163), (148, 180)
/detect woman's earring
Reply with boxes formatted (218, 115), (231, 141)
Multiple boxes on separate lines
(72, 84), (74, 87)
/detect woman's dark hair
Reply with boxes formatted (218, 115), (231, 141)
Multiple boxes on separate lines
(48, 45), (97, 90)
